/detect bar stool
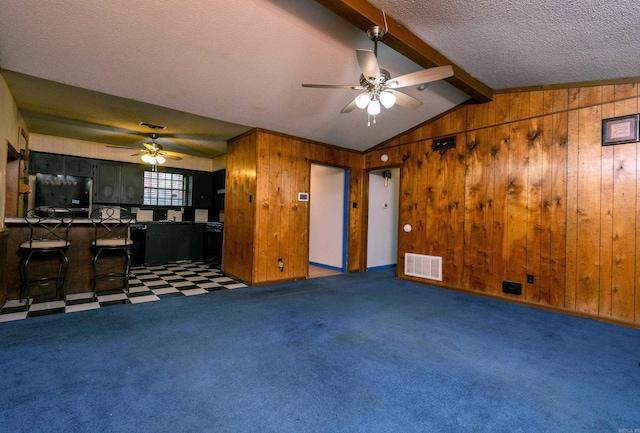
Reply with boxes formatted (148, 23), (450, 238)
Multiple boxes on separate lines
(90, 206), (135, 300)
(19, 207), (74, 304)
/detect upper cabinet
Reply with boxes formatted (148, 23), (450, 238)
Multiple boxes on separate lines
(64, 156), (94, 177)
(28, 151), (223, 209)
(213, 169), (226, 209)
(29, 152), (95, 177)
(29, 152), (63, 174)
(94, 161), (143, 205)
(191, 171), (213, 208)
(120, 163), (144, 204)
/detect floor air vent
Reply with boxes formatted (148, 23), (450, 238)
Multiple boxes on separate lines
(405, 253), (442, 281)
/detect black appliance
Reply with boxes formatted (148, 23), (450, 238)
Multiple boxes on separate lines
(34, 173), (92, 217)
(129, 224), (147, 266)
(204, 222), (223, 264)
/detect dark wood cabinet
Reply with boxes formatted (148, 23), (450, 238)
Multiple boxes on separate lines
(93, 161), (120, 203)
(213, 169), (225, 209)
(120, 163), (144, 204)
(94, 161), (143, 205)
(191, 171), (213, 208)
(29, 152), (95, 177)
(29, 152), (64, 174)
(64, 156), (95, 177)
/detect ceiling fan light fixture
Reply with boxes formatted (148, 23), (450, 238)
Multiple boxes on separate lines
(355, 92), (371, 109)
(367, 99), (381, 116)
(379, 91), (396, 109)
(156, 155), (166, 164)
(141, 153), (153, 164)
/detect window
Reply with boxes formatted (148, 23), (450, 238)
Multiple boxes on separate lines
(143, 171), (187, 206)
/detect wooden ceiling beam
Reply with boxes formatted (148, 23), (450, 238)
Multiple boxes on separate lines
(315, 0), (493, 103)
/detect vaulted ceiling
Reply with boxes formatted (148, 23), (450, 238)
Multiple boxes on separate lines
(1, 0), (638, 158)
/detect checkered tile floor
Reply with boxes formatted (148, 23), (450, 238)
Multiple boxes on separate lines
(0, 262), (247, 323)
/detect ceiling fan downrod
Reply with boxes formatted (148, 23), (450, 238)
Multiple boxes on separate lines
(366, 26), (385, 57)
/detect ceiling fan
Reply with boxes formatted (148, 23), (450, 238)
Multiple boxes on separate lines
(135, 133), (182, 165)
(302, 26), (454, 126)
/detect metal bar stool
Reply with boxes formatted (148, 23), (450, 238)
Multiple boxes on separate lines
(90, 206), (135, 300)
(19, 207), (74, 304)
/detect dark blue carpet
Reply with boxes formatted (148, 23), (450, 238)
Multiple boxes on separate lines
(1, 269), (639, 432)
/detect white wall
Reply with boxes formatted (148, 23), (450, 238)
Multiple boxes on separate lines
(309, 164), (345, 269)
(0, 75), (26, 230)
(367, 168), (399, 268)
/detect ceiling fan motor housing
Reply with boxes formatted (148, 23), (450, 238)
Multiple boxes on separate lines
(360, 69), (391, 88)
(366, 26), (385, 42)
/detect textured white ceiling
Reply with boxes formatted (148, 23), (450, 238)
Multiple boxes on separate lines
(368, 0), (640, 89)
(1, 0), (638, 157)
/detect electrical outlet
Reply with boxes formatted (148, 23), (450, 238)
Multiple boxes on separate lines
(527, 274), (534, 284)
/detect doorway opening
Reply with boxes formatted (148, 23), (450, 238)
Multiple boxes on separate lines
(309, 164), (348, 277)
(366, 167), (400, 271)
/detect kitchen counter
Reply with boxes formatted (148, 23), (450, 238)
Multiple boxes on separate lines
(2, 218), (211, 301)
(3, 218), (130, 300)
(5, 216), (93, 224)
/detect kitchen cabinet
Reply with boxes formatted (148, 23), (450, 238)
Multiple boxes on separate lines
(213, 169), (225, 209)
(29, 152), (95, 177)
(29, 152), (64, 174)
(94, 161), (143, 205)
(145, 223), (204, 265)
(191, 171), (213, 208)
(64, 156), (95, 177)
(120, 163), (144, 204)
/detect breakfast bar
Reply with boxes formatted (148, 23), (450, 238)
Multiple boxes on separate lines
(3, 217), (208, 302)
(4, 217), (128, 301)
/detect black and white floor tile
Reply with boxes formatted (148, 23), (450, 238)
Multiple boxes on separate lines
(0, 262), (247, 323)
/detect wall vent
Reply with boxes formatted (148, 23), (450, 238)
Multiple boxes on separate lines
(405, 253), (442, 281)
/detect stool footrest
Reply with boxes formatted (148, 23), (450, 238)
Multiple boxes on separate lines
(95, 272), (129, 281)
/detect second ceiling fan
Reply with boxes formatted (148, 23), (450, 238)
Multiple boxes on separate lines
(302, 26), (454, 125)
(135, 133), (182, 165)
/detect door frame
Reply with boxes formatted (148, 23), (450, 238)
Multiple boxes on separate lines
(308, 163), (350, 274)
(361, 165), (402, 275)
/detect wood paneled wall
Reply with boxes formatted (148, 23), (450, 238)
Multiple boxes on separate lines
(223, 131), (257, 284)
(368, 83), (640, 326)
(224, 129), (364, 285)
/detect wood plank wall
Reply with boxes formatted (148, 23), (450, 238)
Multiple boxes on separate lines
(223, 132), (257, 283)
(224, 129), (364, 285)
(367, 83), (640, 326)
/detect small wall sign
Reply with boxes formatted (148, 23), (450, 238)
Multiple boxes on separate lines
(298, 192), (309, 202)
(602, 114), (639, 146)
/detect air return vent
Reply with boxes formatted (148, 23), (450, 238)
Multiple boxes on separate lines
(405, 253), (442, 281)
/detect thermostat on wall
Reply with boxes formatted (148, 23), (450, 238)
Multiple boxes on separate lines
(298, 192), (309, 202)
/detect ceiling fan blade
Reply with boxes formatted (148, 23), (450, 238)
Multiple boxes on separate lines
(341, 91), (371, 113)
(107, 144), (138, 150)
(388, 89), (423, 110)
(302, 83), (363, 90)
(356, 49), (380, 83)
(387, 65), (454, 89)
(143, 142), (157, 151)
(340, 98), (359, 114)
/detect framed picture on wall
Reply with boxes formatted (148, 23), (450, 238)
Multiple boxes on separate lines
(602, 114), (639, 146)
